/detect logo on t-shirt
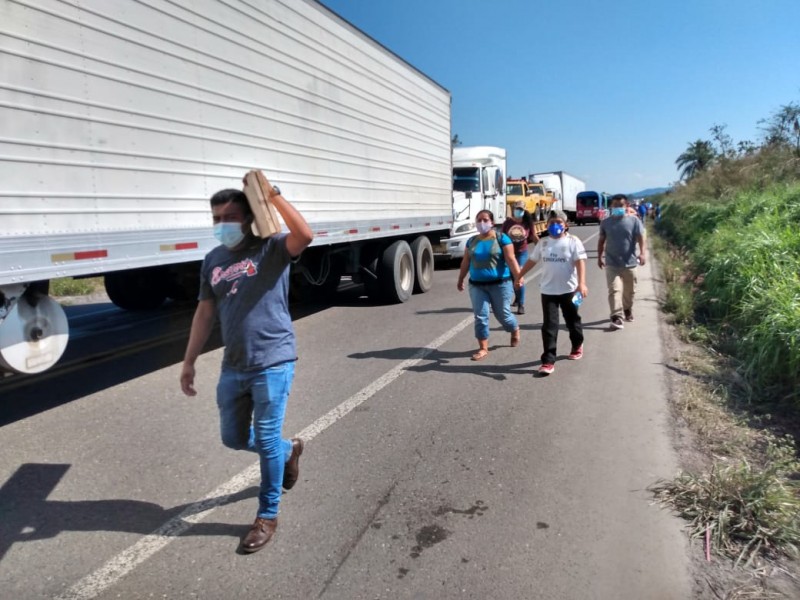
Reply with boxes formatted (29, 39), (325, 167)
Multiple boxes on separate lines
(210, 259), (258, 289)
(507, 223), (527, 243)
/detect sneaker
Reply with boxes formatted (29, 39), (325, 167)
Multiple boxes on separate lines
(611, 316), (625, 330)
(517, 304), (525, 315)
(538, 363), (555, 375)
(568, 346), (583, 360)
(624, 309), (634, 322)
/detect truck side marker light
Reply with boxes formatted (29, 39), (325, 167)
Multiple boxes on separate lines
(159, 242), (198, 252)
(50, 249), (108, 263)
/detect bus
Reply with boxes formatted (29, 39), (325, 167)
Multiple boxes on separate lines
(575, 191), (610, 225)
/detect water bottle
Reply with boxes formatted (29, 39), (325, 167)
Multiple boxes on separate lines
(572, 291), (583, 307)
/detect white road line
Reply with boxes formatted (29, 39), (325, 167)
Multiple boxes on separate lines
(57, 313), (478, 600)
(54, 242), (586, 600)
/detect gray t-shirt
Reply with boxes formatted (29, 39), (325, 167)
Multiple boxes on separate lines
(199, 233), (295, 370)
(599, 215), (643, 267)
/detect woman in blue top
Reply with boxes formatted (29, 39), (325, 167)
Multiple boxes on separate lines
(457, 210), (523, 361)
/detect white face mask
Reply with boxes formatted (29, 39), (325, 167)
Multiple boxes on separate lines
(476, 221), (493, 235)
(213, 222), (246, 248)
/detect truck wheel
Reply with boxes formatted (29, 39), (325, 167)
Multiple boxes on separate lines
(410, 236), (433, 294)
(104, 267), (168, 310)
(379, 240), (415, 303)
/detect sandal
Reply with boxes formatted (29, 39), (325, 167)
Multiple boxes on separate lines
(510, 329), (521, 347)
(471, 349), (490, 361)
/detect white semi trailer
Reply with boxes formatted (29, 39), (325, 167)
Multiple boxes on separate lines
(529, 171), (586, 222)
(0, 0), (452, 374)
(437, 146), (507, 259)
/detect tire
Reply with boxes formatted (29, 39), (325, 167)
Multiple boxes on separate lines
(378, 240), (415, 303)
(410, 236), (434, 294)
(104, 268), (168, 310)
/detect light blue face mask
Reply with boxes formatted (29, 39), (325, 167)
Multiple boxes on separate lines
(611, 207), (626, 217)
(213, 222), (246, 248)
(513, 209), (524, 218)
(548, 222), (564, 237)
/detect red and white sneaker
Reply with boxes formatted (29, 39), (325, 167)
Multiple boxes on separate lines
(538, 363), (555, 375)
(568, 346), (583, 360)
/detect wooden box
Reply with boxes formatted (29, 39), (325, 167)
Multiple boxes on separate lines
(243, 170), (282, 238)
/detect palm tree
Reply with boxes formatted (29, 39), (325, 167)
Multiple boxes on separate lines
(675, 140), (716, 181)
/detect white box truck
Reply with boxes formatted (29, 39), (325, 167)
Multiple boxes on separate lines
(528, 171), (586, 222)
(0, 0), (452, 373)
(437, 146), (507, 259)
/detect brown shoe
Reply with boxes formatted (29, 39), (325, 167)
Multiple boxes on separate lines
(242, 517), (277, 553)
(283, 438), (304, 490)
(510, 328), (521, 347)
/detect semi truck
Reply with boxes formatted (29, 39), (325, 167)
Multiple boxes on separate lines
(528, 171), (587, 222)
(0, 0), (452, 374)
(437, 146), (507, 259)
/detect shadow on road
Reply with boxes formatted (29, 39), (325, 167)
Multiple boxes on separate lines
(0, 463), (258, 562)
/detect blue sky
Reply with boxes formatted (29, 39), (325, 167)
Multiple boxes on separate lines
(318, 0), (800, 194)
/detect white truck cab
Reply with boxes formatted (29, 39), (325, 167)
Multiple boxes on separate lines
(438, 146), (507, 259)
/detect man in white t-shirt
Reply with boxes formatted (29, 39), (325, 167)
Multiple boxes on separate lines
(517, 210), (588, 375)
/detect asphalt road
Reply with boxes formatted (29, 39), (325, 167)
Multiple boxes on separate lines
(0, 225), (691, 599)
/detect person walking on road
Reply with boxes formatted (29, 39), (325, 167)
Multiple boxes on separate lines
(502, 200), (538, 315)
(180, 171), (314, 554)
(457, 209), (523, 361)
(597, 193), (646, 330)
(517, 210), (588, 376)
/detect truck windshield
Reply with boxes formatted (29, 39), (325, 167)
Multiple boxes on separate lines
(506, 183), (524, 196)
(453, 168), (481, 192)
(529, 185), (545, 195)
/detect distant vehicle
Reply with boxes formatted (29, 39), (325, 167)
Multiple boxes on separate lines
(504, 178), (553, 235)
(438, 146), (507, 259)
(528, 171), (587, 222)
(575, 191), (610, 225)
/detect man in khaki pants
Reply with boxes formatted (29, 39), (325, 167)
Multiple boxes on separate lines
(596, 194), (646, 330)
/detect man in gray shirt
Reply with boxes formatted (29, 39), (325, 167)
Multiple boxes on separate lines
(597, 194), (646, 329)
(180, 172), (313, 553)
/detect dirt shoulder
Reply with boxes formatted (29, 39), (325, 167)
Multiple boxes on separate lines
(654, 262), (800, 599)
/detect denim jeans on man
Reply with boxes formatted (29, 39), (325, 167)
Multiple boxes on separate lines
(216, 361), (295, 519)
(469, 280), (518, 340)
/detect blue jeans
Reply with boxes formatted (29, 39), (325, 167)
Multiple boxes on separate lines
(514, 250), (528, 306)
(468, 280), (518, 340)
(216, 361), (295, 519)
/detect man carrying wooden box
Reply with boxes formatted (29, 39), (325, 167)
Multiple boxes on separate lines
(180, 170), (314, 553)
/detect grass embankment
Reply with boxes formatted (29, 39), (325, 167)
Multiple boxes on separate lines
(650, 147), (800, 568)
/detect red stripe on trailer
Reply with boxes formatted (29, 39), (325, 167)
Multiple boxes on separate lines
(175, 242), (198, 250)
(74, 250), (108, 260)
(391, 225), (400, 230)
(317, 231), (328, 236)
(370, 226), (380, 232)
(424, 222), (431, 227)
(346, 229), (358, 234)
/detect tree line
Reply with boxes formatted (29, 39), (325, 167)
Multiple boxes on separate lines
(675, 101), (800, 181)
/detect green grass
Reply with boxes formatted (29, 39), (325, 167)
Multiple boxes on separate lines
(50, 277), (104, 297)
(656, 181), (800, 405)
(650, 144), (800, 567)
